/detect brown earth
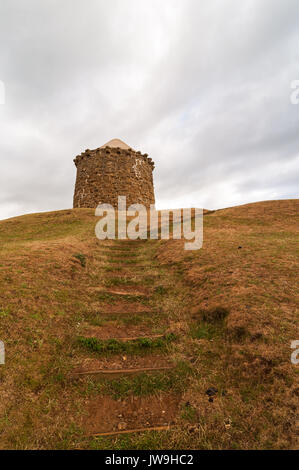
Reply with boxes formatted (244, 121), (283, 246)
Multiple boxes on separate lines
(83, 393), (181, 435)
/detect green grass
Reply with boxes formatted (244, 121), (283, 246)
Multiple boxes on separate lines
(86, 362), (192, 399)
(181, 403), (197, 423)
(73, 253), (87, 267)
(154, 286), (169, 295)
(0, 308), (11, 318)
(77, 333), (177, 355)
(100, 250), (139, 258)
(102, 266), (123, 272)
(190, 322), (223, 340)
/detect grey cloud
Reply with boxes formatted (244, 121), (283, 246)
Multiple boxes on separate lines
(0, 0), (298, 220)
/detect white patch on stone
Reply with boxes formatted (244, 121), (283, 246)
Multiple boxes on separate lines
(132, 158), (143, 179)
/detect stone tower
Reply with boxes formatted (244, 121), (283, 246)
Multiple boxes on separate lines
(73, 139), (155, 209)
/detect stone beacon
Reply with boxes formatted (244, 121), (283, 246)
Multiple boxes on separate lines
(73, 138), (155, 209)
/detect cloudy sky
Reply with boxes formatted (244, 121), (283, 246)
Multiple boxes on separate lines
(0, 0), (298, 220)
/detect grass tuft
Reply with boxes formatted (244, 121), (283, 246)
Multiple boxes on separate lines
(77, 333), (177, 355)
(73, 253), (87, 267)
(86, 362), (192, 399)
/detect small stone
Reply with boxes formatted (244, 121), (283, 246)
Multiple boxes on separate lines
(118, 422), (127, 431)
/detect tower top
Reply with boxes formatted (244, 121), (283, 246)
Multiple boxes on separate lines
(100, 138), (134, 150)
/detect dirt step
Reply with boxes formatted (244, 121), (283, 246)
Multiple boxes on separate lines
(106, 259), (148, 265)
(106, 286), (150, 296)
(103, 265), (156, 270)
(77, 334), (176, 357)
(98, 251), (141, 257)
(88, 334), (165, 342)
(83, 393), (180, 436)
(90, 425), (172, 437)
(90, 301), (152, 314)
(92, 311), (153, 317)
(73, 366), (173, 378)
(104, 247), (141, 252)
(90, 287), (150, 296)
(103, 271), (160, 279)
(80, 324), (166, 341)
(109, 240), (148, 244)
(73, 355), (173, 374)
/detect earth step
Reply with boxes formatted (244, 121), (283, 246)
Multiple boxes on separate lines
(89, 285), (150, 295)
(108, 289), (148, 296)
(106, 334), (165, 341)
(83, 393), (180, 436)
(103, 265), (156, 269)
(91, 301), (152, 313)
(74, 353), (172, 371)
(90, 425), (172, 437)
(94, 310), (152, 315)
(104, 248), (141, 252)
(73, 366), (173, 378)
(98, 250), (140, 256)
(99, 288), (149, 296)
(110, 240), (147, 243)
(83, 333), (166, 342)
(107, 259), (146, 264)
(104, 271), (160, 277)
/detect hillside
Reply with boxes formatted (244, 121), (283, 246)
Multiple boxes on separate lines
(0, 199), (298, 450)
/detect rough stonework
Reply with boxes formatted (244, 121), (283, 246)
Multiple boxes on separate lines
(73, 139), (155, 209)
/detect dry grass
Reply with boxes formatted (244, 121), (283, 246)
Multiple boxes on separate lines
(0, 200), (298, 449)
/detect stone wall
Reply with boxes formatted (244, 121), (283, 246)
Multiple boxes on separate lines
(73, 146), (155, 209)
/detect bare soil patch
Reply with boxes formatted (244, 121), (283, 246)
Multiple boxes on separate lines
(83, 392), (181, 435)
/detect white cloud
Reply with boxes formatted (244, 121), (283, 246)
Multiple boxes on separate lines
(0, 0), (298, 220)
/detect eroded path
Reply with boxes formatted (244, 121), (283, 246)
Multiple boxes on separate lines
(71, 240), (190, 446)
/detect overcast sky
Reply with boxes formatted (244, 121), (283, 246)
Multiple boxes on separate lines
(0, 0), (298, 220)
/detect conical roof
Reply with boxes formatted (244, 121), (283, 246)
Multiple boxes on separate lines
(100, 138), (134, 150)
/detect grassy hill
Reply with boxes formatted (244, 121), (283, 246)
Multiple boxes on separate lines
(0, 199), (298, 450)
